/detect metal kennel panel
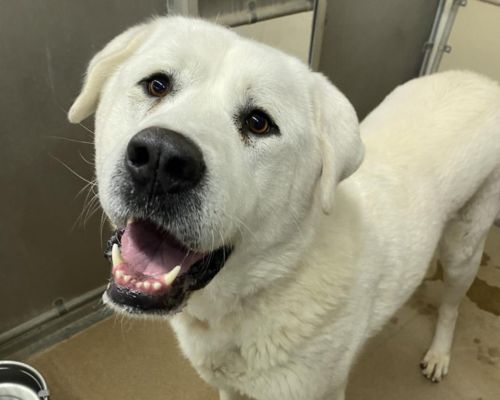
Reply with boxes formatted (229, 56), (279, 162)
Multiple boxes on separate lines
(314, 0), (442, 119)
(167, 0), (314, 26)
(0, 0), (166, 350)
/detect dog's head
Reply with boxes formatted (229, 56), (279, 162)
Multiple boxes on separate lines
(69, 16), (364, 317)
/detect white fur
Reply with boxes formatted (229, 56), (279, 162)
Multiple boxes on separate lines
(70, 17), (500, 400)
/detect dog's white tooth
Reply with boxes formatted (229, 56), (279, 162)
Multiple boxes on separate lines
(115, 270), (124, 279)
(143, 281), (151, 290)
(123, 275), (131, 283)
(136, 282), (143, 289)
(112, 244), (124, 266)
(127, 217), (135, 224)
(152, 282), (162, 291)
(163, 265), (181, 286)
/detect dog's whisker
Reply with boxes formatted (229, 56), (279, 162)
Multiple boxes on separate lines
(81, 187), (98, 215)
(50, 154), (94, 185)
(82, 195), (101, 226)
(210, 227), (215, 256)
(80, 183), (97, 209)
(76, 122), (95, 136)
(78, 151), (95, 166)
(83, 202), (100, 226)
(55, 103), (95, 136)
(220, 209), (257, 241)
(71, 183), (98, 231)
(75, 179), (96, 199)
(46, 135), (94, 145)
(73, 185), (99, 230)
(99, 210), (107, 249)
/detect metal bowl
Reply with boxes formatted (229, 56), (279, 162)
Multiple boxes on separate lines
(0, 361), (49, 400)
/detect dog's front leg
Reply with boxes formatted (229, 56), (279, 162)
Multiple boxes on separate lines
(219, 389), (253, 400)
(335, 383), (346, 400)
(321, 382), (346, 400)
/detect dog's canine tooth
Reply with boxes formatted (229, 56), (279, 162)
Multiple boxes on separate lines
(112, 243), (124, 266)
(163, 265), (181, 285)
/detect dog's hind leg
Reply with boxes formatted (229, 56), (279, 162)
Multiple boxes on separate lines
(421, 167), (500, 382)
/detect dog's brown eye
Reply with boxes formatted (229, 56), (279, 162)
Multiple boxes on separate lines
(246, 111), (271, 135)
(145, 74), (171, 97)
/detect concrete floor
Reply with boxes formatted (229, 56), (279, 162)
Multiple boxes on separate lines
(25, 227), (500, 399)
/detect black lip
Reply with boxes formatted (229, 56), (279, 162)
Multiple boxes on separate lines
(106, 281), (190, 315)
(104, 229), (232, 315)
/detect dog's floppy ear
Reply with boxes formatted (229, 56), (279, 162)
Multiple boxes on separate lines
(311, 73), (364, 214)
(68, 23), (152, 123)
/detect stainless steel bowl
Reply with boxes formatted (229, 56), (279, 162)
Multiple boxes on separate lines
(0, 361), (49, 400)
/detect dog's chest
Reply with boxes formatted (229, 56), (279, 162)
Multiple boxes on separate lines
(170, 311), (255, 385)
(170, 308), (349, 400)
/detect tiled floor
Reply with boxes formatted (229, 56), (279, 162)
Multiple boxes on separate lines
(26, 227), (500, 400)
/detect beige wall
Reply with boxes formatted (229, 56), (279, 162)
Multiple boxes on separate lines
(233, 11), (313, 64)
(439, 0), (500, 81)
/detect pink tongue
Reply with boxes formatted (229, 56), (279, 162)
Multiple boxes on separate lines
(120, 221), (204, 277)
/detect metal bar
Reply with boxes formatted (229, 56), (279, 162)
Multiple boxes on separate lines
(0, 284), (107, 348)
(419, 0), (446, 76)
(308, 0), (327, 69)
(166, 0), (199, 16)
(478, 0), (500, 6)
(429, 0), (467, 73)
(210, 2), (314, 27)
(1, 302), (112, 360)
(166, 1), (313, 27)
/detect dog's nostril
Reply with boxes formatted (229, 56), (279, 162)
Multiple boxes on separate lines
(128, 145), (150, 167)
(165, 156), (197, 181)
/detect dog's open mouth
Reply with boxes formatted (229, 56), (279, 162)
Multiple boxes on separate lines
(104, 220), (232, 315)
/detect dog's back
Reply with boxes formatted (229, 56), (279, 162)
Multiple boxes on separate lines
(361, 70), (500, 220)
(358, 70), (500, 382)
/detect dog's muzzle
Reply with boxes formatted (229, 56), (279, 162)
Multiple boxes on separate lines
(103, 127), (232, 315)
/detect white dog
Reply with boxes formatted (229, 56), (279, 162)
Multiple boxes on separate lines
(68, 16), (500, 400)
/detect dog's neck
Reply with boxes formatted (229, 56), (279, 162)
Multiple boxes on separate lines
(181, 183), (363, 327)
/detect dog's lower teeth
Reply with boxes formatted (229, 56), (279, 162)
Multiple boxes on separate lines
(109, 228), (182, 291)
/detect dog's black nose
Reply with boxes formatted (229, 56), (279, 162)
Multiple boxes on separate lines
(126, 127), (205, 193)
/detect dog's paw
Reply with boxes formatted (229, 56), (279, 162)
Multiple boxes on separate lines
(420, 350), (450, 383)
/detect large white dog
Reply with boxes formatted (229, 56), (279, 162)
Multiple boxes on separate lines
(68, 17), (500, 400)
